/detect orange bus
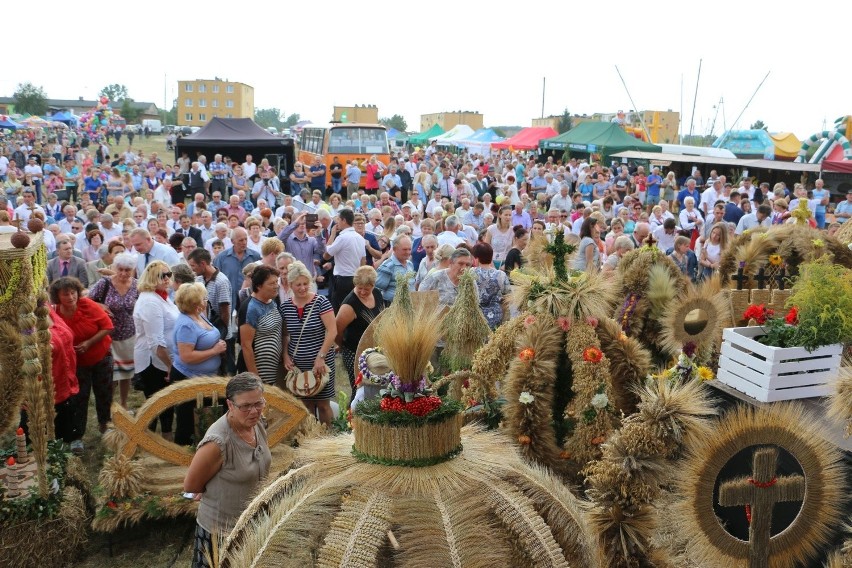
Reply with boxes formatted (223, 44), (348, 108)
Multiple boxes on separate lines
(297, 123), (390, 189)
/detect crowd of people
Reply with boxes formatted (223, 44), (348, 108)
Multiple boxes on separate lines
(4, 126), (850, 451)
(5, 124), (852, 567)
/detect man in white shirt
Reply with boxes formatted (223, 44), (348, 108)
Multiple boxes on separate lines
(700, 179), (722, 217)
(365, 209), (384, 235)
(99, 213), (123, 242)
(436, 215), (466, 247)
(57, 205), (82, 234)
(324, 209), (366, 310)
(205, 223), (232, 252)
(549, 184), (572, 213)
(13, 189), (44, 223)
(129, 227), (180, 275)
(242, 154), (257, 181)
(24, 157), (44, 203)
(652, 218), (678, 252)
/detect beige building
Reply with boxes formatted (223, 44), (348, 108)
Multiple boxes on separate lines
(420, 111), (484, 132)
(597, 110), (680, 143)
(177, 79), (254, 127)
(333, 105), (379, 124)
(532, 114), (596, 130)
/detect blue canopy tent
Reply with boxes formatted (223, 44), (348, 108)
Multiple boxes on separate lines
(455, 128), (505, 156)
(0, 115), (22, 130)
(48, 111), (77, 126)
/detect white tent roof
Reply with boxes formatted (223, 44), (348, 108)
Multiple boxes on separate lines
(430, 124), (475, 144)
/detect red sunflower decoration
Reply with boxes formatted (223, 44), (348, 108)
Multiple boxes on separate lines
(582, 347), (603, 363)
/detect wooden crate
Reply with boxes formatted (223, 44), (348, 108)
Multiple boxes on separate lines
(717, 326), (842, 402)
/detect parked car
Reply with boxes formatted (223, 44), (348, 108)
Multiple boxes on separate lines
(142, 119), (163, 134)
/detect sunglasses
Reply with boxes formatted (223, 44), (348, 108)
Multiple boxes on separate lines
(160, 272), (173, 280)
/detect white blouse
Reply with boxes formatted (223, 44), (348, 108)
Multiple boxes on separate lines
(132, 291), (179, 372)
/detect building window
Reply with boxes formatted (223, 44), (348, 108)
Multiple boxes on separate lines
(212, 85), (219, 93)
(227, 113), (233, 118)
(199, 113), (206, 121)
(199, 99), (207, 108)
(226, 100), (234, 108)
(185, 113), (193, 121)
(212, 99), (219, 108)
(184, 84), (193, 92)
(198, 84), (206, 93)
(185, 99), (193, 107)
(226, 85), (234, 93)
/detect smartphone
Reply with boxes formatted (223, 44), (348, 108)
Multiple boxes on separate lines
(305, 213), (318, 226)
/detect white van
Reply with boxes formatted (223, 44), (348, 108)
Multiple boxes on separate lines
(142, 119), (163, 134)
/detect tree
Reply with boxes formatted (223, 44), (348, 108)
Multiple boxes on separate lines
(283, 113), (300, 128)
(379, 114), (408, 131)
(120, 99), (140, 123)
(164, 100), (178, 125)
(254, 108), (285, 129)
(557, 108), (573, 134)
(99, 84), (129, 103)
(750, 119), (768, 131)
(12, 82), (48, 116)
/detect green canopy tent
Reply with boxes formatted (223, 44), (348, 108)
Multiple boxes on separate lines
(409, 124), (445, 146)
(540, 122), (662, 162)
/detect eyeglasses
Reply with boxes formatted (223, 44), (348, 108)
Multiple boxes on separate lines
(560, 214), (568, 218)
(231, 398), (266, 413)
(160, 272), (173, 280)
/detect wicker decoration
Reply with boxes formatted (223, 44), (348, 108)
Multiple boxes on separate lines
(352, 413), (463, 466)
(673, 403), (846, 568)
(111, 377), (308, 466)
(221, 426), (603, 568)
(659, 278), (728, 359)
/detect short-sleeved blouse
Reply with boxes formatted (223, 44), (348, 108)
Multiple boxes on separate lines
(88, 277), (138, 341)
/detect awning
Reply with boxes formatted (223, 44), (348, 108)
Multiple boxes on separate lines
(612, 151), (821, 173)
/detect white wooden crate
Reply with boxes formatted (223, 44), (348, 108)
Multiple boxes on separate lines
(716, 327), (842, 402)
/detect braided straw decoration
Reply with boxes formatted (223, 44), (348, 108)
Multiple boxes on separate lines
(352, 413), (462, 464)
(35, 290), (55, 439)
(316, 490), (393, 568)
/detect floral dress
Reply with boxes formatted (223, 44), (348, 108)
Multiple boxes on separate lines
(472, 267), (510, 329)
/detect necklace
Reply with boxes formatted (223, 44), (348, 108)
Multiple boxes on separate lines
(228, 414), (256, 446)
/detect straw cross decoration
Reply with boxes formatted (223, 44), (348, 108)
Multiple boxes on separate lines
(718, 446), (805, 568)
(544, 230), (576, 282)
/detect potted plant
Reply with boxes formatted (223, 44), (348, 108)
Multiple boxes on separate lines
(717, 258), (851, 402)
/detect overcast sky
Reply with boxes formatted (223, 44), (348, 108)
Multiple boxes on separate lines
(5, 1), (849, 140)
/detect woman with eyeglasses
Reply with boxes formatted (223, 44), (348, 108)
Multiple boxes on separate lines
(184, 372), (271, 568)
(170, 282), (228, 446)
(88, 252), (138, 410)
(132, 260), (180, 441)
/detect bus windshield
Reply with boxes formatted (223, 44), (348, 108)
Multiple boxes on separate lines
(328, 127), (388, 155)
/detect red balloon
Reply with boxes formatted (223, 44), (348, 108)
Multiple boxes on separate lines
(100, 96), (109, 104)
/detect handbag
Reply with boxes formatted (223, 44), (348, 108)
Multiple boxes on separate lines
(372, 170), (382, 181)
(284, 299), (330, 397)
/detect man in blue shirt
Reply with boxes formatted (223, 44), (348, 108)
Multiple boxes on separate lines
(834, 188), (852, 224)
(811, 178), (830, 228)
(677, 179), (700, 211)
(130, 227), (180, 277)
(212, 227), (261, 373)
(723, 192), (746, 225)
(645, 166), (663, 208)
(345, 160), (362, 198)
(374, 235), (414, 305)
(309, 156), (327, 192)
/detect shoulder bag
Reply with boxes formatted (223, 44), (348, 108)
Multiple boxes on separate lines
(284, 298), (330, 397)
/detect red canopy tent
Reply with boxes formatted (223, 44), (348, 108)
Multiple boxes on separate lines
(821, 144), (852, 173)
(491, 127), (558, 150)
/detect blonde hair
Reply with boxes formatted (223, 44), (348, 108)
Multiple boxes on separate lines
(138, 260), (170, 292)
(353, 265), (378, 287)
(286, 260), (313, 284)
(434, 244), (456, 262)
(261, 238), (284, 257)
(244, 217), (260, 229)
(174, 282), (207, 314)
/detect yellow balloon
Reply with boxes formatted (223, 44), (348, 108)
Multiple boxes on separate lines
(496, 195), (504, 205)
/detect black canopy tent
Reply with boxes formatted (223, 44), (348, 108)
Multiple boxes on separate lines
(175, 118), (296, 187)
